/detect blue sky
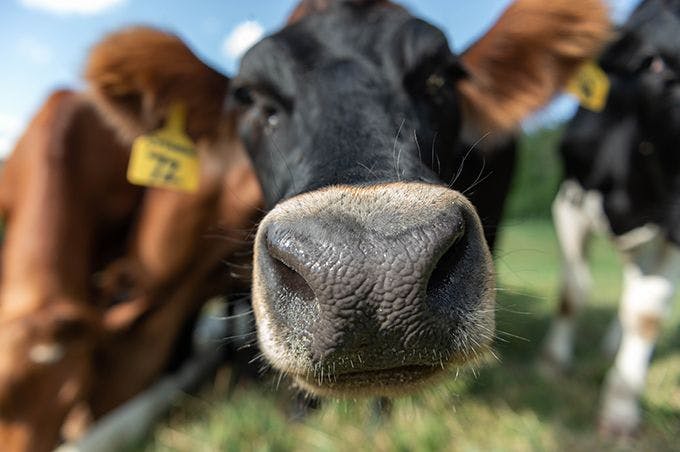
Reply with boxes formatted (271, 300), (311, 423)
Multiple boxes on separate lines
(0, 0), (640, 156)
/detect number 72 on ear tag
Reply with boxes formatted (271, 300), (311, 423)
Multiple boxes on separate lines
(127, 104), (200, 193)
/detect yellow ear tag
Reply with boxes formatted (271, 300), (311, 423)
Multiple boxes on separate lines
(566, 61), (611, 112)
(127, 103), (200, 192)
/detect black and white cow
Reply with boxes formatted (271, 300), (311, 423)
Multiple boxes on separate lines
(541, 0), (680, 436)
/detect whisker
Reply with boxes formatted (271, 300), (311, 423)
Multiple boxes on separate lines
(430, 131), (438, 172)
(202, 223), (262, 234)
(231, 248), (254, 257)
(275, 369), (285, 390)
(223, 183), (268, 215)
(462, 158), (491, 196)
(213, 309), (254, 321)
(218, 331), (258, 342)
(220, 260), (253, 270)
(492, 287), (547, 303)
(237, 341), (257, 351)
(495, 329), (530, 342)
(413, 129), (422, 162)
(269, 131), (298, 196)
(393, 118), (406, 181)
(357, 161), (378, 178)
(248, 352), (265, 365)
(450, 132), (490, 189)
(201, 234), (254, 243)
(396, 143), (405, 179)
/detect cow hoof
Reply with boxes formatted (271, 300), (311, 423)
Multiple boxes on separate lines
(598, 399), (641, 439)
(599, 371), (641, 439)
(598, 415), (640, 439)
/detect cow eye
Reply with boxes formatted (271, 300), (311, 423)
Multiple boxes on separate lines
(266, 109), (280, 128)
(425, 73), (446, 95)
(233, 86), (254, 106)
(263, 104), (282, 134)
(404, 53), (466, 100)
(649, 56), (666, 74)
(638, 55), (665, 74)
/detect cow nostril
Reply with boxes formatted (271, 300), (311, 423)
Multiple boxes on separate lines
(270, 256), (316, 303)
(425, 228), (465, 300)
(265, 230), (316, 304)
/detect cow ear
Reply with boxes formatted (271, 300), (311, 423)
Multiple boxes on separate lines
(457, 0), (611, 141)
(84, 26), (230, 144)
(287, 0), (334, 24)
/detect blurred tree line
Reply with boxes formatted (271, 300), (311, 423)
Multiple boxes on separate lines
(504, 124), (565, 220)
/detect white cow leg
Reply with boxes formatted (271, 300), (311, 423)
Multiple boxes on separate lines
(599, 237), (680, 436)
(541, 181), (596, 372)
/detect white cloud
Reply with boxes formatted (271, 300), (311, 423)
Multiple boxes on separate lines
(222, 21), (264, 60)
(19, 0), (125, 15)
(0, 113), (24, 159)
(17, 37), (53, 65)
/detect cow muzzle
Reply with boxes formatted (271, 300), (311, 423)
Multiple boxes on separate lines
(251, 182), (495, 396)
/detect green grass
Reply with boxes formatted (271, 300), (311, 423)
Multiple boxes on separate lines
(138, 220), (680, 452)
(504, 127), (564, 220)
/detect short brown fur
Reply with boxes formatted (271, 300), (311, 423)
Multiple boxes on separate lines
(458, 0), (611, 138)
(84, 27), (229, 143)
(0, 27), (263, 452)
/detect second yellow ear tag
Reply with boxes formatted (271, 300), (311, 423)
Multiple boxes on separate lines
(566, 61), (611, 112)
(127, 103), (200, 193)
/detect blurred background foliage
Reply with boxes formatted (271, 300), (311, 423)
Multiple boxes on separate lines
(505, 125), (565, 220)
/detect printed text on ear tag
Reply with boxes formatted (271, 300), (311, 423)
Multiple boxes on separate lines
(127, 103), (200, 193)
(566, 61), (611, 112)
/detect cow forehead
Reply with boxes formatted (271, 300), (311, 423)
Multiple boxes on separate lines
(239, 2), (445, 88)
(282, 1), (411, 55)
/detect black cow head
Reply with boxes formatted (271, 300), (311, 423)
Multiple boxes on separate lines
(561, 0), (680, 239)
(230, 0), (609, 396)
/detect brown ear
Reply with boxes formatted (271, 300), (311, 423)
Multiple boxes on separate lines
(457, 0), (611, 140)
(84, 26), (230, 143)
(287, 0), (334, 24)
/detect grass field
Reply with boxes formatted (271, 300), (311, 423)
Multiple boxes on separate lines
(138, 220), (680, 452)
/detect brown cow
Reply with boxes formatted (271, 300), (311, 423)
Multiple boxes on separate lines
(0, 28), (262, 452)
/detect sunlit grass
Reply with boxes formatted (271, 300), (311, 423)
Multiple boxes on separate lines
(138, 220), (680, 452)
